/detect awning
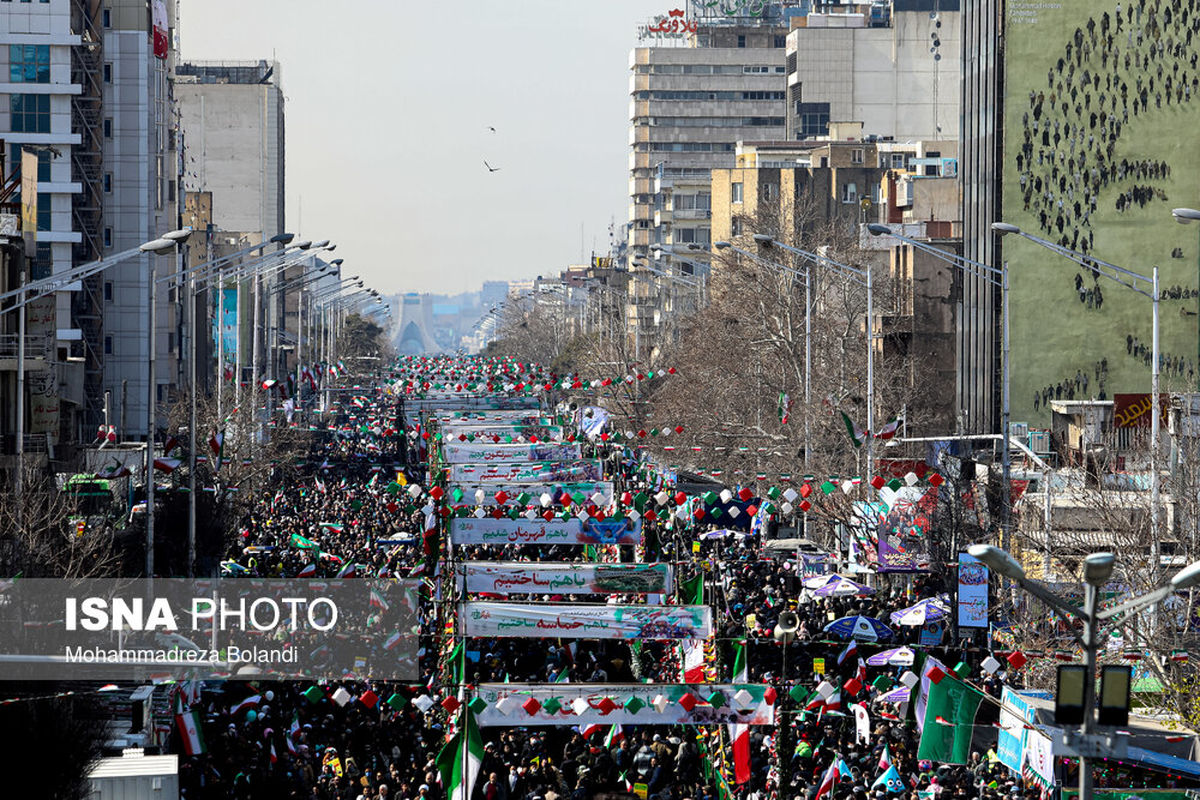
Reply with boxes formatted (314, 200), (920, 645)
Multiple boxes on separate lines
(1126, 744), (1200, 779)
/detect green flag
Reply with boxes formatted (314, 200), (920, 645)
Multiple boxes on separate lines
(290, 533), (318, 549)
(680, 573), (703, 605)
(916, 674), (985, 765)
(447, 640), (464, 685)
(436, 709), (484, 800)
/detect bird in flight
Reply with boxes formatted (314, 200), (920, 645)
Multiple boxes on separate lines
(488, 126), (497, 133)
(484, 161), (501, 173)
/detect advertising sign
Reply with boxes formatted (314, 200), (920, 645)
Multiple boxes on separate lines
(1112, 394), (1169, 428)
(462, 602), (712, 640)
(448, 460), (603, 483)
(473, 683), (774, 727)
(461, 563), (672, 596)
(440, 424), (564, 440)
(956, 553), (989, 628)
(448, 516), (641, 546)
(996, 687), (1036, 774)
(442, 442), (581, 464)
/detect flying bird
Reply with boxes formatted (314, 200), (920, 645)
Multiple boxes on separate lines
(484, 161), (501, 173)
(488, 126), (496, 132)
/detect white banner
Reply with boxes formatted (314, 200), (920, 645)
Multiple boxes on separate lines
(473, 683), (775, 727)
(442, 442), (581, 464)
(448, 516), (641, 546)
(461, 562), (672, 595)
(462, 602), (711, 640)
(447, 460), (603, 483)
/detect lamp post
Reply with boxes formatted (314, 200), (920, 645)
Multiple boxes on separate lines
(142, 230), (192, 579)
(867, 223), (1013, 550)
(967, 543), (1200, 800)
(992, 222), (1161, 587)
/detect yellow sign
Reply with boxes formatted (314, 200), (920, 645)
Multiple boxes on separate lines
(813, 658), (826, 675)
(633, 784), (648, 799)
(745, 613), (756, 629)
(692, 541), (700, 554)
(20, 148), (38, 252)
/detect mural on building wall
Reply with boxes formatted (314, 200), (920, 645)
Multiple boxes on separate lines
(1004, 0), (1200, 424)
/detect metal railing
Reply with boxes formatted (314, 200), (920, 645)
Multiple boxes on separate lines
(0, 334), (49, 360)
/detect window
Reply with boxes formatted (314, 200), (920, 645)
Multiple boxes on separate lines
(9, 45), (50, 83)
(104, 281), (113, 301)
(103, 63), (112, 83)
(737, 35), (746, 48)
(743, 65), (769, 74)
(761, 183), (779, 201)
(851, 148), (864, 165)
(33, 243), (50, 279)
(842, 182), (858, 204)
(731, 182), (743, 203)
(103, 172), (112, 193)
(102, 8), (110, 27)
(731, 218), (743, 236)
(103, 118), (112, 138)
(36, 191), (49, 230)
(104, 336), (113, 355)
(10, 145), (51, 182)
(103, 227), (112, 248)
(677, 228), (697, 243)
(795, 102), (830, 138)
(891, 153), (906, 169)
(10, 94), (50, 133)
(774, 35), (787, 48)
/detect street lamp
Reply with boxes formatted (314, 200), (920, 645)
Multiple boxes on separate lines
(992, 221), (1162, 586)
(968, 543), (1200, 800)
(142, 229), (192, 579)
(867, 223), (1014, 550)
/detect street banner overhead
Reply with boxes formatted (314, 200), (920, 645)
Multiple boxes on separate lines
(460, 562), (672, 595)
(448, 516), (640, 546)
(447, 459), (603, 483)
(442, 442), (581, 463)
(461, 602), (712, 640)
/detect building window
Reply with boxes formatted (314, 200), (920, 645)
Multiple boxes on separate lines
(774, 35), (786, 48)
(891, 153), (906, 169)
(104, 281), (113, 301)
(102, 8), (110, 27)
(761, 183), (779, 201)
(737, 35), (746, 48)
(103, 227), (112, 248)
(842, 182), (858, 204)
(11, 145), (51, 182)
(731, 182), (743, 203)
(103, 118), (112, 138)
(731, 218), (743, 236)
(9, 45), (50, 83)
(103, 63), (112, 83)
(33, 243), (51, 280)
(103, 172), (112, 193)
(36, 191), (49, 230)
(10, 94), (50, 133)
(104, 336), (113, 355)
(795, 102), (830, 138)
(851, 148), (864, 165)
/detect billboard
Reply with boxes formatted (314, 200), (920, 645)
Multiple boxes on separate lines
(441, 441), (581, 463)
(448, 516), (641, 546)
(1004, 1), (1200, 424)
(447, 460), (603, 483)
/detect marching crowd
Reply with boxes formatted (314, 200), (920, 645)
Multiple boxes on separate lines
(173, 363), (1186, 800)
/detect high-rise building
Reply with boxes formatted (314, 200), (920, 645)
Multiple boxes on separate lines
(627, 2), (789, 361)
(101, 0), (179, 439)
(784, 1), (960, 142)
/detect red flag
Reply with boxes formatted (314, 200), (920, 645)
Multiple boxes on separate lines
(151, 0), (168, 58)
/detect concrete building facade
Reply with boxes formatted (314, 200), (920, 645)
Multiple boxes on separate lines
(784, 0), (961, 142)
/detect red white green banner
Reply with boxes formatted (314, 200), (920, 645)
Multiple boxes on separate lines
(461, 602), (711, 640)
(460, 562), (672, 595)
(472, 683), (775, 727)
(447, 460), (602, 483)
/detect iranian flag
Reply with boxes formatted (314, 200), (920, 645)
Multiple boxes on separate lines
(153, 457), (181, 473)
(436, 709), (484, 800)
(580, 722), (603, 739)
(840, 412), (866, 448)
(814, 761), (841, 800)
(728, 640), (751, 785)
(151, 0), (168, 58)
(173, 691), (206, 755)
(681, 639), (706, 682)
(778, 391), (792, 425)
(604, 723), (625, 747)
(874, 416), (902, 441)
(209, 431), (224, 471)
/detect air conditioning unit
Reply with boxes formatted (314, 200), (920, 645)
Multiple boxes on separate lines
(1029, 430), (1052, 453)
(1009, 421), (1029, 440)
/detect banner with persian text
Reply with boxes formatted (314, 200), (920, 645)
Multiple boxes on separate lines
(448, 516), (641, 546)
(473, 683), (774, 727)
(442, 441), (581, 464)
(461, 563), (672, 595)
(447, 460), (603, 483)
(461, 602), (712, 640)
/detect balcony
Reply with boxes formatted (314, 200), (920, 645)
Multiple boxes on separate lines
(0, 334), (49, 370)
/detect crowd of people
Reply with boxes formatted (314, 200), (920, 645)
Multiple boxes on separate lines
(170, 359), (1190, 800)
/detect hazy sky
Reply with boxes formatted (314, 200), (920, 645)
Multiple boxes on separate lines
(182, 0), (659, 296)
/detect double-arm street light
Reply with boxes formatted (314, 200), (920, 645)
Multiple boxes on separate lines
(968, 543), (1200, 800)
(992, 221), (1163, 584)
(867, 223), (1014, 549)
